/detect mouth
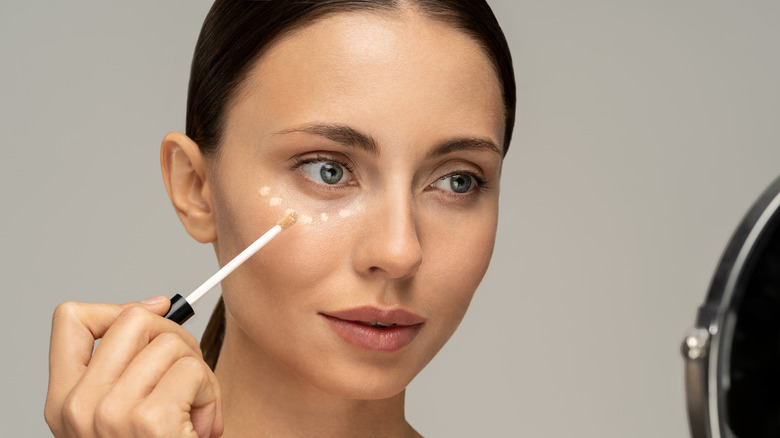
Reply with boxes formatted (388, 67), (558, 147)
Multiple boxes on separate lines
(362, 321), (395, 328)
(320, 306), (425, 352)
(323, 306), (426, 326)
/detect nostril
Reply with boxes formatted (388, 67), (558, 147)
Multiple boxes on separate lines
(369, 266), (379, 271)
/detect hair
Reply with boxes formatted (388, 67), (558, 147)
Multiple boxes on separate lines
(188, 0), (516, 370)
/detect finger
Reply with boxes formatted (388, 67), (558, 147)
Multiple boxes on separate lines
(128, 295), (175, 317)
(46, 298), (172, 432)
(79, 302), (199, 393)
(47, 301), (124, 404)
(93, 333), (205, 437)
(106, 332), (202, 404)
(135, 357), (221, 438)
(48, 297), (172, 397)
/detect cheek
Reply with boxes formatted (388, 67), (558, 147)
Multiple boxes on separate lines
(417, 208), (497, 336)
(423, 199), (498, 284)
(214, 180), (366, 263)
(214, 181), (368, 323)
(437, 232), (494, 312)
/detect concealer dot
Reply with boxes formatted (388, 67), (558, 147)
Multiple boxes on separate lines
(263, 187), (359, 225)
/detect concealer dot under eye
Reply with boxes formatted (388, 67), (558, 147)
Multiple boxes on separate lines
(259, 186), (358, 226)
(286, 208), (313, 224)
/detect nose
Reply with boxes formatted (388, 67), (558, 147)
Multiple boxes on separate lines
(353, 193), (423, 280)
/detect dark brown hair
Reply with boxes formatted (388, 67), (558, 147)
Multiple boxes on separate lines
(188, 0), (516, 370)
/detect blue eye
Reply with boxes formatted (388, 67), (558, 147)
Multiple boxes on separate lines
(301, 161), (352, 185)
(433, 173), (475, 193)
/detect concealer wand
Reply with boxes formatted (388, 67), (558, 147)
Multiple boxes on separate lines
(164, 211), (299, 324)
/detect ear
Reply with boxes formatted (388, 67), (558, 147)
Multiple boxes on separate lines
(160, 132), (217, 243)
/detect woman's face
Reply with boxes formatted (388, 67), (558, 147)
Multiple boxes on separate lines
(210, 9), (505, 399)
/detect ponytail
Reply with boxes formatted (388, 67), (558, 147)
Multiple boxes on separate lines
(200, 296), (226, 370)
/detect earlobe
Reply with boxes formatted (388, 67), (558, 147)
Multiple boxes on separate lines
(160, 132), (217, 243)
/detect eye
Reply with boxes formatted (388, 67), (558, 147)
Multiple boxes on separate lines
(432, 173), (476, 194)
(300, 161), (352, 185)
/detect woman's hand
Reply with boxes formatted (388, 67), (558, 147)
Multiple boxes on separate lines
(44, 297), (223, 438)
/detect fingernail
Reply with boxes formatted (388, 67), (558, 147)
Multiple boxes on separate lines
(141, 296), (166, 305)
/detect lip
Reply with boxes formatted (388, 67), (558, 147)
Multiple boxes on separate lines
(321, 306), (425, 352)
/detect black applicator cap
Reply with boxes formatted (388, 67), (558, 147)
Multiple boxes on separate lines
(164, 293), (194, 325)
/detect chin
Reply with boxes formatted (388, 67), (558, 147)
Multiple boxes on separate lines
(284, 342), (435, 402)
(290, 324), (458, 403)
(310, 367), (415, 401)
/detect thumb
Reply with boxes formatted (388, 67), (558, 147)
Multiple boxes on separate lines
(137, 295), (172, 316)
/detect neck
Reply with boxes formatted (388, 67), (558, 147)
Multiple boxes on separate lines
(214, 317), (421, 437)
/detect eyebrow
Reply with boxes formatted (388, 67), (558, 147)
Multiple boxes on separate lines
(276, 123), (502, 157)
(276, 124), (378, 155)
(427, 137), (503, 158)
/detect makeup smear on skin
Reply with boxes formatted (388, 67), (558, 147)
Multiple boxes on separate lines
(269, 197), (283, 206)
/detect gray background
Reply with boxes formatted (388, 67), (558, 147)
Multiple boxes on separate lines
(1, 0), (779, 436)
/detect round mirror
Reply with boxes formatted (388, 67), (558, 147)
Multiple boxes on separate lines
(683, 175), (780, 438)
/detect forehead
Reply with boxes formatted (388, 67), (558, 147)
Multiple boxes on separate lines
(227, 9), (505, 150)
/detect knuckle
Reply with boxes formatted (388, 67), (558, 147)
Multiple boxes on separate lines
(164, 333), (201, 359)
(62, 391), (92, 433)
(184, 332), (205, 358)
(132, 401), (172, 433)
(114, 305), (158, 331)
(94, 398), (125, 435)
(52, 301), (81, 323)
(154, 331), (183, 349)
(120, 304), (153, 322)
(182, 331), (203, 357)
(176, 355), (207, 374)
(157, 330), (202, 359)
(43, 400), (59, 430)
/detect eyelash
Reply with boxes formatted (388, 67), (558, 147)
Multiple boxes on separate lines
(433, 171), (489, 196)
(290, 153), (356, 192)
(450, 171), (487, 187)
(291, 153), (355, 174)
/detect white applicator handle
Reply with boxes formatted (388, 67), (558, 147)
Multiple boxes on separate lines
(164, 212), (298, 325)
(186, 224), (282, 305)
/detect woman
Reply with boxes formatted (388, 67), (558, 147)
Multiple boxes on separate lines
(45, 0), (515, 436)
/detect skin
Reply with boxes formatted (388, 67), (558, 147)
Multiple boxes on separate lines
(45, 7), (504, 438)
